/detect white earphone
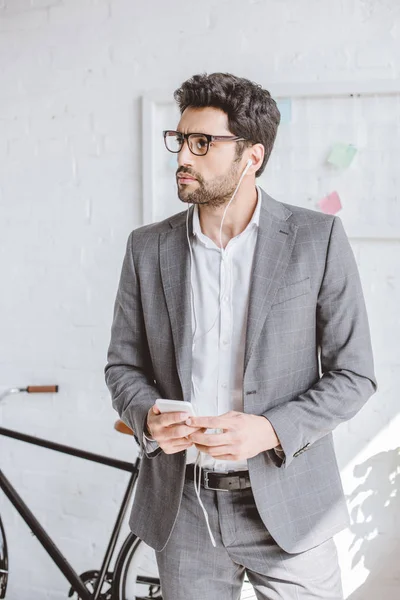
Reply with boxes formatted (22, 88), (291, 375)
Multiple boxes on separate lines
(218, 158), (253, 246)
(186, 155), (254, 346)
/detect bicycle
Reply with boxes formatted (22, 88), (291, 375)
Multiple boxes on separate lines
(0, 385), (160, 600)
(0, 386), (256, 599)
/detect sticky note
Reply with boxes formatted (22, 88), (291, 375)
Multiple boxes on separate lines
(277, 98), (292, 125)
(327, 143), (357, 168)
(318, 191), (342, 215)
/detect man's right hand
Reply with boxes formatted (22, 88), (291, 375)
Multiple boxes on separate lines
(146, 405), (204, 454)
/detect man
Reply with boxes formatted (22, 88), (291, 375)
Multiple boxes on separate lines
(105, 73), (377, 599)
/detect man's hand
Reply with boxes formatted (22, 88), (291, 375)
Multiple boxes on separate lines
(186, 411), (280, 461)
(146, 405), (204, 455)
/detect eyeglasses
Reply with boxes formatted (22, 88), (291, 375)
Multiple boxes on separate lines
(163, 130), (246, 156)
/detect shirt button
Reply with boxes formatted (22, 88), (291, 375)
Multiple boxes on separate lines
(222, 339), (229, 346)
(223, 296), (229, 302)
(221, 382), (227, 389)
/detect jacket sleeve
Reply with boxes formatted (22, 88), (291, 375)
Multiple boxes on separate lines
(105, 231), (162, 459)
(264, 216), (377, 469)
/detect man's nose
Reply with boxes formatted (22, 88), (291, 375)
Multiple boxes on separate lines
(177, 139), (195, 168)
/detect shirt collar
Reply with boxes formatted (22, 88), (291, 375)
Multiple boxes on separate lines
(192, 185), (262, 246)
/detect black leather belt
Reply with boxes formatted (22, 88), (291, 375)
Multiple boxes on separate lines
(185, 464), (251, 491)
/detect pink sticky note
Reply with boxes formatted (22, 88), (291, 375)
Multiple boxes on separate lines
(318, 191), (342, 215)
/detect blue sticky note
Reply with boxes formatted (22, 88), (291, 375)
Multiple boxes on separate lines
(277, 98), (292, 125)
(168, 154), (177, 170)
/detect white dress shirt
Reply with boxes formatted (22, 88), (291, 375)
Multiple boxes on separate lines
(185, 186), (262, 471)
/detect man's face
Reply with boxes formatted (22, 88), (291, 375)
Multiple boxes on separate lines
(175, 107), (244, 208)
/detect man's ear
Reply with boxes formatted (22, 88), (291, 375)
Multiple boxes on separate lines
(249, 143), (265, 171)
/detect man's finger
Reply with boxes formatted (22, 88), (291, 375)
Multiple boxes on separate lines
(193, 443), (233, 457)
(158, 410), (193, 426)
(166, 439), (194, 450)
(188, 432), (227, 446)
(186, 416), (228, 429)
(162, 442), (193, 455)
(168, 424), (204, 440)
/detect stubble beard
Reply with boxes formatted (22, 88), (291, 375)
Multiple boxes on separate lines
(177, 161), (241, 209)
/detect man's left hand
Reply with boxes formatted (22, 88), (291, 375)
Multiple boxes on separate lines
(186, 411), (280, 461)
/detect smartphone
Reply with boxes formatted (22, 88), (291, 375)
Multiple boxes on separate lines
(155, 399), (196, 417)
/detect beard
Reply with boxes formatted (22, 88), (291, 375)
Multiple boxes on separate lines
(176, 161), (241, 209)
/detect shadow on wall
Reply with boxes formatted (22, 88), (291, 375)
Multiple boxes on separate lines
(347, 447), (400, 600)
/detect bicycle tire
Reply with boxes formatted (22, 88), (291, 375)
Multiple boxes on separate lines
(0, 516), (8, 599)
(112, 533), (161, 600)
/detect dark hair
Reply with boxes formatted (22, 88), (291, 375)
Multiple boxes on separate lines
(173, 72), (281, 177)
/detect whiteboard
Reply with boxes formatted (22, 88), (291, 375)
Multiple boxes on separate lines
(142, 81), (400, 240)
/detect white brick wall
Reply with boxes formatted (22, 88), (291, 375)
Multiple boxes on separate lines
(0, 1), (399, 598)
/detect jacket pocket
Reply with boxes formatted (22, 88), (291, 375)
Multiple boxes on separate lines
(271, 276), (311, 306)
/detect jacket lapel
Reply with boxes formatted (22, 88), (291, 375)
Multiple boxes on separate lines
(159, 209), (193, 402)
(159, 192), (298, 389)
(244, 190), (298, 373)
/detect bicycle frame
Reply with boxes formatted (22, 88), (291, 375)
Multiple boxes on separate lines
(0, 426), (141, 600)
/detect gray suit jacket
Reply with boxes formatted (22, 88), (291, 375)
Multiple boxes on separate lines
(105, 189), (377, 553)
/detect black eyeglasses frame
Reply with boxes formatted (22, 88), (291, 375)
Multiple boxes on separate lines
(163, 130), (246, 156)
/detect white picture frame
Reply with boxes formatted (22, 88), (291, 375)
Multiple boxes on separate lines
(142, 80), (400, 240)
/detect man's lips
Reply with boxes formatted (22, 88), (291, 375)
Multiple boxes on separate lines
(177, 174), (197, 183)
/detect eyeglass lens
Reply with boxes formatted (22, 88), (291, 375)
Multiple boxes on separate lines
(165, 132), (209, 155)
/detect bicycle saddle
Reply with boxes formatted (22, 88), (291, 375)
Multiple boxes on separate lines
(114, 420), (134, 436)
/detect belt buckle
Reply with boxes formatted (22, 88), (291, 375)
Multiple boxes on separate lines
(203, 469), (230, 492)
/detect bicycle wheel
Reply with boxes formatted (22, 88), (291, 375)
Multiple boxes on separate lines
(112, 532), (257, 600)
(112, 533), (161, 600)
(0, 516), (8, 599)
